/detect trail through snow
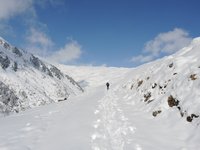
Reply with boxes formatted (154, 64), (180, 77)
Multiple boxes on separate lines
(0, 69), (197, 150)
(91, 88), (135, 150)
(2, 39), (200, 149)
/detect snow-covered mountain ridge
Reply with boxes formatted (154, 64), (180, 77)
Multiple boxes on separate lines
(0, 38), (200, 150)
(58, 37), (200, 124)
(122, 37), (200, 123)
(0, 37), (83, 114)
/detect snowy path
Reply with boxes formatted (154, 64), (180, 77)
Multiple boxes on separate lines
(0, 84), (195, 150)
(91, 88), (135, 150)
(35, 87), (136, 150)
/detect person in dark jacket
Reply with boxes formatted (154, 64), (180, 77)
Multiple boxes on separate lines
(106, 82), (110, 90)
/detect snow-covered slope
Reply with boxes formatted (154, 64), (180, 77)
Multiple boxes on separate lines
(0, 37), (83, 114)
(52, 39), (200, 149)
(0, 37), (200, 150)
(123, 37), (200, 124)
(58, 37), (200, 125)
(57, 65), (130, 89)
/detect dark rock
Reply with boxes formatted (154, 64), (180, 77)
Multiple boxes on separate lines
(30, 55), (40, 69)
(186, 114), (199, 122)
(167, 95), (179, 107)
(0, 81), (19, 113)
(12, 47), (22, 57)
(169, 63), (173, 68)
(13, 62), (18, 72)
(30, 55), (53, 77)
(144, 92), (151, 102)
(58, 97), (68, 102)
(147, 99), (154, 104)
(152, 83), (157, 89)
(177, 106), (181, 111)
(152, 110), (162, 117)
(186, 116), (193, 122)
(50, 66), (63, 79)
(0, 55), (10, 69)
(191, 114), (199, 118)
(190, 74), (197, 80)
(3, 42), (10, 49)
(137, 80), (143, 87)
(65, 75), (84, 92)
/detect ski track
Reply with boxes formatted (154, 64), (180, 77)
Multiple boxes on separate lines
(91, 88), (136, 150)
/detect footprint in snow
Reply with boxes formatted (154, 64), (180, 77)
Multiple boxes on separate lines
(93, 119), (101, 129)
(91, 133), (101, 140)
(129, 126), (136, 133)
(21, 126), (34, 132)
(26, 123), (31, 126)
(48, 110), (59, 115)
(135, 144), (142, 150)
(127, 96), (132, 100)
(123, 95), (129, 99)
(94, 110), (100, 114)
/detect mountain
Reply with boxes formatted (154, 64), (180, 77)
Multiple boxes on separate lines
(57, 65), (130, 89)
(0, 37), (83, 114)
(57, 38), (200, 124)
(0, 37), (200, 149)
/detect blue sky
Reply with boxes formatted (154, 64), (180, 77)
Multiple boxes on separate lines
(0, 0), (200, 67)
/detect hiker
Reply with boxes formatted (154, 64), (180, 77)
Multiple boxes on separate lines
(106, 82), (110, 90)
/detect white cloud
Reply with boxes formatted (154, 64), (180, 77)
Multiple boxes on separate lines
(131, 55), (154, 63)
(144, 28), (192, 56)
(0, 0), (34, 20)
(0, 0), (63, 20)
(49, 40), (82, 64)
(26, 28), (54, 56)
(0, 0), (35, 37)
(131, 28), (192, 64)
(25, 28), (83, 64)
(27, 28), (53, 48)
(0, 0), (81, 64)
(36, 0), (64, 7)
(0, 0), (64, 35)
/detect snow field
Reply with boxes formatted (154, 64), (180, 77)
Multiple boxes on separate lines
(0, 64), (200, 149)
(1, 37), (200, 149)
